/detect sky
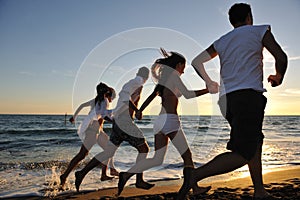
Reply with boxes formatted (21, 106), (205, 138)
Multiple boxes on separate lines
(0, 0), (299, 115)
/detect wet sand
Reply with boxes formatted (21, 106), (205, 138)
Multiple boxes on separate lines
(4, 166), (300, 200)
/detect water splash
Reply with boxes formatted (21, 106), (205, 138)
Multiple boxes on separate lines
(43, 166), (61, 197)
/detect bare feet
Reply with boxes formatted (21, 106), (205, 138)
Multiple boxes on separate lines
(75, 171), (83, 192)
(60, 174), (66, 187)
(118, 172), (129, 195)
(135, 180), (155, 190)
(192, 186), (211, 195)
(110, 168), (119, 176)
(177, 180), (193, 200)
(118, 172), (155, 196)
(177, 167), (194, 200)
(101, 175), (114, 181)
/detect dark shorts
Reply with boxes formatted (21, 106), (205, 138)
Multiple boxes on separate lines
(218, 89), (267, 161)
(110, 121), (146, 149)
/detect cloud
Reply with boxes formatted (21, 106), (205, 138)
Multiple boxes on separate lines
(289, 56), (300, 61)
(51, 69), (75, 77)
(279, 88), (300, 97)
(263, 48), (300, 70)
(264, 46), (300, 62)
(18, 71), (36, 76)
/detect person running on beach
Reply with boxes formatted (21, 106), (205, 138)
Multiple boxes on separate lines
(60, 83), (119, 188)
(117, 49), (211, 196)
(74, 67), (155, 192)
(177, 3), (287, 199)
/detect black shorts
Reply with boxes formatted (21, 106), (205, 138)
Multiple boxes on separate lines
(110, 121), (146, 149)
(218, 89), (267, 160)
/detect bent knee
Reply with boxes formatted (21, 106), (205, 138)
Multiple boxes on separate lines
(137, 143), (150, 153)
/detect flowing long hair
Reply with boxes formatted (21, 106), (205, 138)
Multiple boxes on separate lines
(151, 48), (186, 95)
(95, 82), (115, 105)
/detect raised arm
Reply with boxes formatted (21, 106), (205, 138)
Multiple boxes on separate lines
(191, 44), (219, 94)
(262, 30), (288, 87)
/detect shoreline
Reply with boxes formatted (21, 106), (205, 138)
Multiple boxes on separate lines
(4, 166), (300, 200)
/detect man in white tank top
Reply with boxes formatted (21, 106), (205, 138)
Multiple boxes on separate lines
(178, 3), (287, 199)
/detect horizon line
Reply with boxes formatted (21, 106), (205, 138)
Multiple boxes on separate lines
(0, 113), (299, 117)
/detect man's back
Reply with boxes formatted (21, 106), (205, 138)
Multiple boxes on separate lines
(214, 25), (270, 96)
(114, 76), (144, 118)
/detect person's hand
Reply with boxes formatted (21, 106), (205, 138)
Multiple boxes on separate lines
(135, 110), (143, 120)
(69, 117), (75, 124)
(268, 74), (282, 87)
(206, 81), (219, 94)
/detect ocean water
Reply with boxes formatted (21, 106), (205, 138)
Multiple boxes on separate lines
(0, 114), (299, 198)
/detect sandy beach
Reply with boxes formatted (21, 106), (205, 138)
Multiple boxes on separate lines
(4, 166), (299, 200)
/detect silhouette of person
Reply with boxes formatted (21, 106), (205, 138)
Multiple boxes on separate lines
(74, 67), (155, 193)
(118, 49), (211, 195)
(60, 83), (118, 188)
(178, 3), (287, 199)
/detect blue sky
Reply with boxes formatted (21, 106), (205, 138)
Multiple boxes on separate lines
(0, 0), (299, 115)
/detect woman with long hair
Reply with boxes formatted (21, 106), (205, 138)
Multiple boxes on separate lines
(117, 49), (211, 195)
(60, 82), (119, 188)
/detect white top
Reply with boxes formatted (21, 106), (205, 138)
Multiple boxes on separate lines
(76, 98), (112, 137)
(113, 76), (145, 117)
(213, 25), (270, 96)
(95, 98), (113, 120)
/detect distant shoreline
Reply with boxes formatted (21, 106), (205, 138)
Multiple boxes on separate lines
(0, 113), (300, 117)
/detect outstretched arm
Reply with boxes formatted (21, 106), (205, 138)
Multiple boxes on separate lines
(70, 99), (94, 123)
(262, 30), (288, 87)
(174, 75), (209, 99)
(192, 44), (219, 94)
